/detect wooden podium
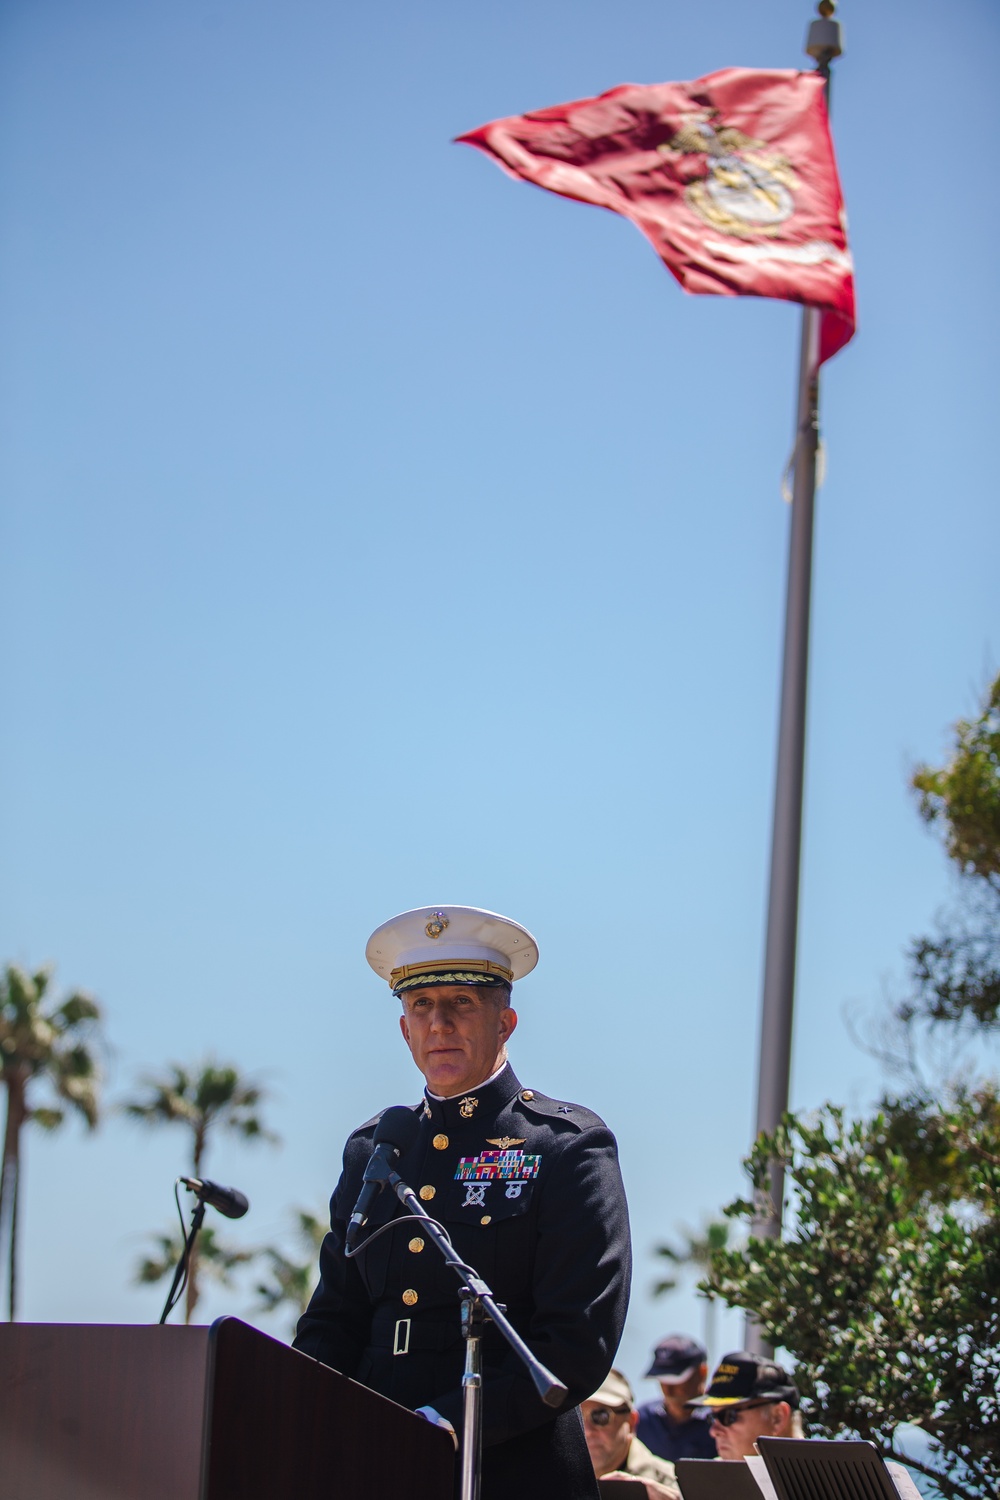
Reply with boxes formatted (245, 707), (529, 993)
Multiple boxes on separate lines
(0, 1316), (456, 1500)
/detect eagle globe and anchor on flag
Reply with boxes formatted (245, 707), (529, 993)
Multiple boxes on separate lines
(457, 64), (856, 364)
(667, 113), (797, 237)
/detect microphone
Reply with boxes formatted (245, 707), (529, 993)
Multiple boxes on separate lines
(346, 1106), (421, 1250)
(180, 1177), (250, 1220)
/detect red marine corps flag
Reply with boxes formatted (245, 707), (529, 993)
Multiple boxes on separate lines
(458, 68), (854, 365)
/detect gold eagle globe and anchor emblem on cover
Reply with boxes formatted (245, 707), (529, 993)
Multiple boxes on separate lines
(662, 112), (799, 238)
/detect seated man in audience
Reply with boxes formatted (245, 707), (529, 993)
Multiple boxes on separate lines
(685, 1351), (803, 1461)
(582, 1369), (680, 1499)
(636, 1334), (717, 1461)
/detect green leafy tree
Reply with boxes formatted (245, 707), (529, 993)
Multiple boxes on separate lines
(903, 671), (1000, 1030)
(912, 672), (1000, 888)
(253, 1208), (326, 1333)
(695, 675), (1000, 1499)
(0, 964), (103, 1320)
(123, 1059), (277, 1322)
(703, 1103), (1000, 1500)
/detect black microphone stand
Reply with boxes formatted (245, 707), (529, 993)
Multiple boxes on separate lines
(158, 1196), (207, 1326)
(355, 1156), (567, 1500)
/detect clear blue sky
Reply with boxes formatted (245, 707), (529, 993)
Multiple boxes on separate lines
(1, 0), (997, 1389)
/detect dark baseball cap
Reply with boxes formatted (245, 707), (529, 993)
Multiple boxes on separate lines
(644, 1334), (708, 1381)
(686, 1351), (799, 1409)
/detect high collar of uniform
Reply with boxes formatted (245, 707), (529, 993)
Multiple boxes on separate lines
(422, 1062), (523, 1129)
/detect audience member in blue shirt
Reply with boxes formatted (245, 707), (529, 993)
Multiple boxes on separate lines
(635, 1334), (718, 1462)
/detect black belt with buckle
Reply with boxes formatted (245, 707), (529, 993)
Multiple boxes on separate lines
(368, 1308), (464, 1356)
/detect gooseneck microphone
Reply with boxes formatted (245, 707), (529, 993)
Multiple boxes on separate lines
(346, 1106), (421, 1250)
(180, 1177), (250, 1220)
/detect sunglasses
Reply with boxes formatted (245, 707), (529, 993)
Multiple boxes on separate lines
(587, 1405), (630, 1427)
(712, 1400), (778, 1427)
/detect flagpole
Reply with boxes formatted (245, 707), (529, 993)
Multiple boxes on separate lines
(744, 1), (843, 1355)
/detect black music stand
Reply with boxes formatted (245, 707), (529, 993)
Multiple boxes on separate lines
(676, 1458), (766, 1500)
(757, 1437), (903, 1500)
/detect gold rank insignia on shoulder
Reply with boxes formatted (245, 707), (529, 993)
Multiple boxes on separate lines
(459, 1096), (478, 1119)
(487, 1137), (526, 1151)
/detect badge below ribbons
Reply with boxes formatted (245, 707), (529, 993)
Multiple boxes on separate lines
(456, 1148), (541, 1206)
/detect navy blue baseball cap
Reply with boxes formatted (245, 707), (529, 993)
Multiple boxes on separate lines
(644, 1334), (708, 1381)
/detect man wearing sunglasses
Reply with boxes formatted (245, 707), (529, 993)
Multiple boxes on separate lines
(582, 1370), (680, 1498)
(685, 1351), (802, 1461)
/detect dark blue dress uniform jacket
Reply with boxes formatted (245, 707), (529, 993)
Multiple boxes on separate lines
(293, 1064), (632, 1500)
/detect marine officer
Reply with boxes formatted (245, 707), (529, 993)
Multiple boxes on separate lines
(293, 905), (632, 1500)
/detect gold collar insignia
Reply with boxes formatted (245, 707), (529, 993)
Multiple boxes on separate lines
(459, 1096), (478, 1119)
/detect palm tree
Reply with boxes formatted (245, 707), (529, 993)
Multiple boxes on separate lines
(136, 1224), (255, 1302)
(653, 1219), (732, 1363)
(0, 963), (103, 1320)
(253, 1208), (327, 1333)
(123, 1059), (277, 1321)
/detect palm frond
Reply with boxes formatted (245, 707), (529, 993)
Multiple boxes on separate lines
(121, 1057), (278, 1164)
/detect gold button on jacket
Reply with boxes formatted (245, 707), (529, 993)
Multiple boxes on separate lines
(291, 1062), (631, 1500)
